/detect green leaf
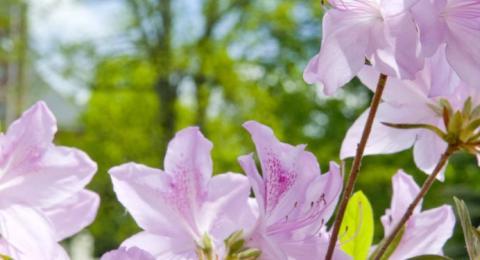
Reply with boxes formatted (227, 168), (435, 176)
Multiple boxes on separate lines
(453, 197), (480, 259)
(407, 255), (453, 260)
(339, 191), (374, 260)
(448, 111), (464, 137)
(463, 97), (473, 118)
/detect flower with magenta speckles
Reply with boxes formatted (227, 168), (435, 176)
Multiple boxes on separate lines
(239, 121), (350, 260)
(108, 127), (256, 259)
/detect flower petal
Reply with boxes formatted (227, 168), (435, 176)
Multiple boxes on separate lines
(121, 232), (197, 259)
(101, 247), (155, 260)
(44, 190), (100, 240)
(411, 0), (448, 57)
(164, 127), (213, 197)
(0, 205), (68, 260)
(109, 163), (190, 237)
(445, 22), (480, 88)
(368, 12), (423, 79)
(281, 235), (351, 260)
(357, 66), (431, 105)
(238, 153), (266, 214)
(0, 101), (56, 176)
(243, 121), (319, 223)
(390, 205), (455, 260)
(381, 170), (422, 236)
(380, 0), (422, 16)
(340, 104), (423, 159)
(304, 9), (371, 95)
(304, 162), (343, 225)
(199, 173), (256, 241)
(0, 146), (97, 208)
(413, 128), (448, 180)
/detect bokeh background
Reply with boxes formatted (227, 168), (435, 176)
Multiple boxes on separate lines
(0, 0), (478, 259)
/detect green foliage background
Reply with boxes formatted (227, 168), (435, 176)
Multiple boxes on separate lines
(13, 0), (480, 258)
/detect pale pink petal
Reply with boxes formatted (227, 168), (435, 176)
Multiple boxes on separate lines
(101, 247), (155, 260)
(267, 150), (324, 228)
(243, 121), (319, 224)
(0, 205), (68, 260)
(200, 173), (256, 240)
(281, 235), (351, 260)
(381, 171), (421, 236)
(164, 127), (213, 197)
(357, 66), (430, 105)
(304, 162), (343, 226)
(109, 163), (190, 238)
(427, 46), (461, 97)
(247, 233), (288, 260)
(340, 104), (423, 159)
(0, 146), (97, 208)
(380, 0), (422, 16)
(390, 205), (455, 260)
(368, 12), (423, 79)
(284, 162), (343, 239)
(122, 232), (196, 259)
(0, 101), (56, 175)
(328, 0), (380, 11)
(413, 128), (448, 180)
(44, 190), (100, 240)
(304, 9), (371, 95)
(445, 24), (480, 88)
(411, 0), (448, 57)
(238, 154), (265, 214)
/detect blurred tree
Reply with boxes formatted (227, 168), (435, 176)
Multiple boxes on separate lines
(0, 0), (28, 125)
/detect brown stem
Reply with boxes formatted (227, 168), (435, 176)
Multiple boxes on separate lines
(325, 73), (388, 260)
(372, 145), (457, 260)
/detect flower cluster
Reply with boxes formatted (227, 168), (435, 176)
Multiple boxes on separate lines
(0, 102), (458, 259)
(103, 121), (346, 259)
(102, 122), (455, 260)
(304, 0), (479, 96)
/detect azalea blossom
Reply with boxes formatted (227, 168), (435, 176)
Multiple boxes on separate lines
(238, 121), (349, 259)
(373, 170), (455, 259)
(101, 247), (155, 260)
(411, 0), (480, 87)
(109, 127), (255, 259)
(341, 47), (477, 179)
(0, 101), (99, 259)
(304, 0), (423, 95)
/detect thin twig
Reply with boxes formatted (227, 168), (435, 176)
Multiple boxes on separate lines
(324, 73), (388, 260)
(372, 145), (457, 260)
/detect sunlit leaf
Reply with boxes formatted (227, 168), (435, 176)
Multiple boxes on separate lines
(340, 191), (374, 260)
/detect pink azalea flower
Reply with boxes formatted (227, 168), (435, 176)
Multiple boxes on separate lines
(304, 0), (423, 95)
(238, 121), (349, 260)
(341, 47), (476, 179)
(376, 170), (455, 259)
(411, 0), (480, 87)
(0, 101), (99, 259)
(109, 127), (255, 259)
(101, 247), (155, 260)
